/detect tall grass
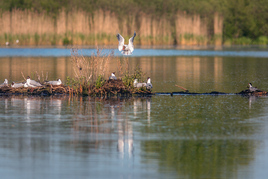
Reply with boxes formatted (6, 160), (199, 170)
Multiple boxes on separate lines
(69, 48), (147, 96)
(0, 8), (223, 46)
(70, 48), (113, 86)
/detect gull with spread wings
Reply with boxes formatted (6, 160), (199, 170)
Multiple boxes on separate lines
(116, 32), (136, 55)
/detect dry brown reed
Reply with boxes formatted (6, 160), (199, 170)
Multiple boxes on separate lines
(70, 48), (113, 85)
(71, 48), (92, 84)
(21, 71), (48, 83)
(117, 57), (129, 77)
(35, 71), (48, 83)
(0, 9), (223, 46)
(21, 71), (27, 81)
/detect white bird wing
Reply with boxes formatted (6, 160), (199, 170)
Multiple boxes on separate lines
(30, 80), (42, 86)
(128, 32), (136, 53)
(136, 83), (146, 88)
(116, 33), (125, 51)
(47, 81), (57, 85)
(12, 83), (24, 88)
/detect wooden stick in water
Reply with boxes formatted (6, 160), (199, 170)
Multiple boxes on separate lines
(175, 85), (188, 92)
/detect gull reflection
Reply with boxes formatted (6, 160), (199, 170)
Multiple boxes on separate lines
(133, 97), (151, 124)
(4, 98), (8, 114)
(10, 96), (63, 121)
(24, 97), (41, 122)
(116, 98), (152, 158)
(147, 98), (151, 124)
(117, 119), (124, 157)
(49, 97), (62, 120)
(248, 95), (257, 109)
(110, 105), (115, 129)
(117, 120), (133, 159)
(134, 98), (147, 116)
(108, 100), (134, 159)
(11, 97), (23, 107)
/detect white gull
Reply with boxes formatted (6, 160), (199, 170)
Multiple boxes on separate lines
(11, 82), (25, 88)
(26, 76), (42, 87)
(146, 77), (153, 90)
(109, 72), (117, 80)
(116, 32), (136, 55)
(0, 79), (8, 88)
(133, 79), (146, 88)
(45, 79), (62, 85)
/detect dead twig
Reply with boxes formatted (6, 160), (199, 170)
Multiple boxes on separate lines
(21, 71), (26, 81)
(36, 71), (41, 82)
(175, 85), (189, 92)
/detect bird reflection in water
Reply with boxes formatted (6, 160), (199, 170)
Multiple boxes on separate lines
(117, 118), (133, 159)
(133, 97), (151, 124)
(49, 98), (62, 120)
(248, 95), (257, 109)
(10, 96), (63, 122)
(62, 97), (152, 158)
(108, 100), (134, 159)
(24, 97), (41, 122)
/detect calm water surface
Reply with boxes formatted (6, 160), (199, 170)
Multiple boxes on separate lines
(0, 47), (268, 179)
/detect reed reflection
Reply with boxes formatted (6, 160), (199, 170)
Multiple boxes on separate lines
(0, 96), (68, 159)
(141, 139), (259, 179)
(69, 97), (152, 158)
(138, 95), (267, 178)
(0, 96), (152, 159)
(69, 97), (135, 158)
(0, 95), (267, 178)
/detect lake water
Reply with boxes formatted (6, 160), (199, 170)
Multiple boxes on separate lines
(0, 47), (268, 179)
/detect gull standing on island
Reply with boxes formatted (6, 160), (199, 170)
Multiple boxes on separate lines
(109, 72), (117, 80)
(116, 32), (136, 55)
(146, 77), (153, 90)
(248, 83), (259, 92)
(0, 79), (8, 88)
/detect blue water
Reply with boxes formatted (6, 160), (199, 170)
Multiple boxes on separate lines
(1, 47), (268, 57)
(1, 46), (268, 179)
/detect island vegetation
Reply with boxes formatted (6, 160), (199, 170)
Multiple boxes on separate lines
(0, 0), (267, 45)
(0, 49), (152, 97)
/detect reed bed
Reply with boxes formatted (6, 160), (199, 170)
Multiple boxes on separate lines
(0, 9), (223, 46)
(67, 48), (151, 97)
(0, 48), (152, 97)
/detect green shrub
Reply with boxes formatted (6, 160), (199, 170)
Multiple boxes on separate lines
(255, 36), (268, 45)
(63, 36), (71, 45)
(95, 75), (105, 89)
(233, 37), (252, 45)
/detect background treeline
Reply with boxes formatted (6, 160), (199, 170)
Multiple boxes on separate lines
(0, 0), (268, 45)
